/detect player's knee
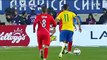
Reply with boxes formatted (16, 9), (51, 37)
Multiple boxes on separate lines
(60, 42), (66, 47)
(43, 45), (49, 48)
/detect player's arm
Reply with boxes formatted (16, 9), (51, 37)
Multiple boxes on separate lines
(55, 18), (60, 23)
(75, 16), (82, 32)
(73, 23), (77, 31)
(50, 27), (56, 36)
(55, 13), (62, 23)
(33, 16), (39, 33)
(50, 16), (57, 36)
(72, 12), (82, 32)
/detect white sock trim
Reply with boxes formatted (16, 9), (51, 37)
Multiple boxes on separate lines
(60, 42), (66, 48)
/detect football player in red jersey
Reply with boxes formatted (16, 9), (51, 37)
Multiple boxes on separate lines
(33, 6), (57, 60)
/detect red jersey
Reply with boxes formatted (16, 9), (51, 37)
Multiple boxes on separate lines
(33, 13), (56, 34)
(33, 13), (56, 47)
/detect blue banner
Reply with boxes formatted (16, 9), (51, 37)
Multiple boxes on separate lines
(0, 0), (103, 14)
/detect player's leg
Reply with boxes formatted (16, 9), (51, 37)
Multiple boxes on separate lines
(68, 42), (72, 53)
(61, 31), (73, 54)
(59, 30), (67, 58)
(43, 45), (49, 60)
(43, 35), (50, 60)
(67, 31), (74, 54)
(37, 35), (43, 59)
(59, 41), (66, 57)
(62, 42), (72, 54)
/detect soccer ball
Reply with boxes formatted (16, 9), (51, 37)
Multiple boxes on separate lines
(73, 48), (81, 55)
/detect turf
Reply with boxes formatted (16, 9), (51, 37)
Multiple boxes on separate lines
(0, 47), (107, 60)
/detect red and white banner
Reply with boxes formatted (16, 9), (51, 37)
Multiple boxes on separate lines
(0, 25), (107, 47)
(0, 25), (30, 46)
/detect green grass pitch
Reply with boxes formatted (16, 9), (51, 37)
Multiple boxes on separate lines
(0, 47), (107, 60)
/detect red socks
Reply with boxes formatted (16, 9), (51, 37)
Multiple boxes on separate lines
(68, 42), (72, 52)
(38, 44), (42, 50)
(44, 48), (48, 59)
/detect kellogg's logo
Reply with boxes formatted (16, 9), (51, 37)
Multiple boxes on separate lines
(0, 25), (30, 46)
(0, 28), (26, 43)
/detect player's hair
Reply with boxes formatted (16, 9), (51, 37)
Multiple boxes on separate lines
(63, 4), (69, 10)
(41, 5), (47, 13)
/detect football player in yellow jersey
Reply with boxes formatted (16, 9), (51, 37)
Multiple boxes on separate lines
(56, 4), (82, 58)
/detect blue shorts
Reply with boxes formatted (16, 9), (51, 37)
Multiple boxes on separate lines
(60, 30), (74, 42)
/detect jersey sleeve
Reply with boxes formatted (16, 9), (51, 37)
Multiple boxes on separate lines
(56, 12), (62, 21)
(50, 16), (57, 27)
(72, 12), (76, 18)
(33, 15), (39, 31)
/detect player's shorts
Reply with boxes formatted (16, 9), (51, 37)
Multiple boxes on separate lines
(60, 30), (74, 42)
(37, 33), (50, 47)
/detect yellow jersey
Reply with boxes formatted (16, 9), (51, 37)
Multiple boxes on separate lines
(56, 10), (76, 32)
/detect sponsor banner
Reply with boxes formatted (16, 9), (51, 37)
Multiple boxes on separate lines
(26, 25), (107, 47)
(0, 25), (107, 46)
(0, 25), (30, 46)
(73, 25), (107, 46)
(0, 0), (103, 14)
(26, 25), (107, 46)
